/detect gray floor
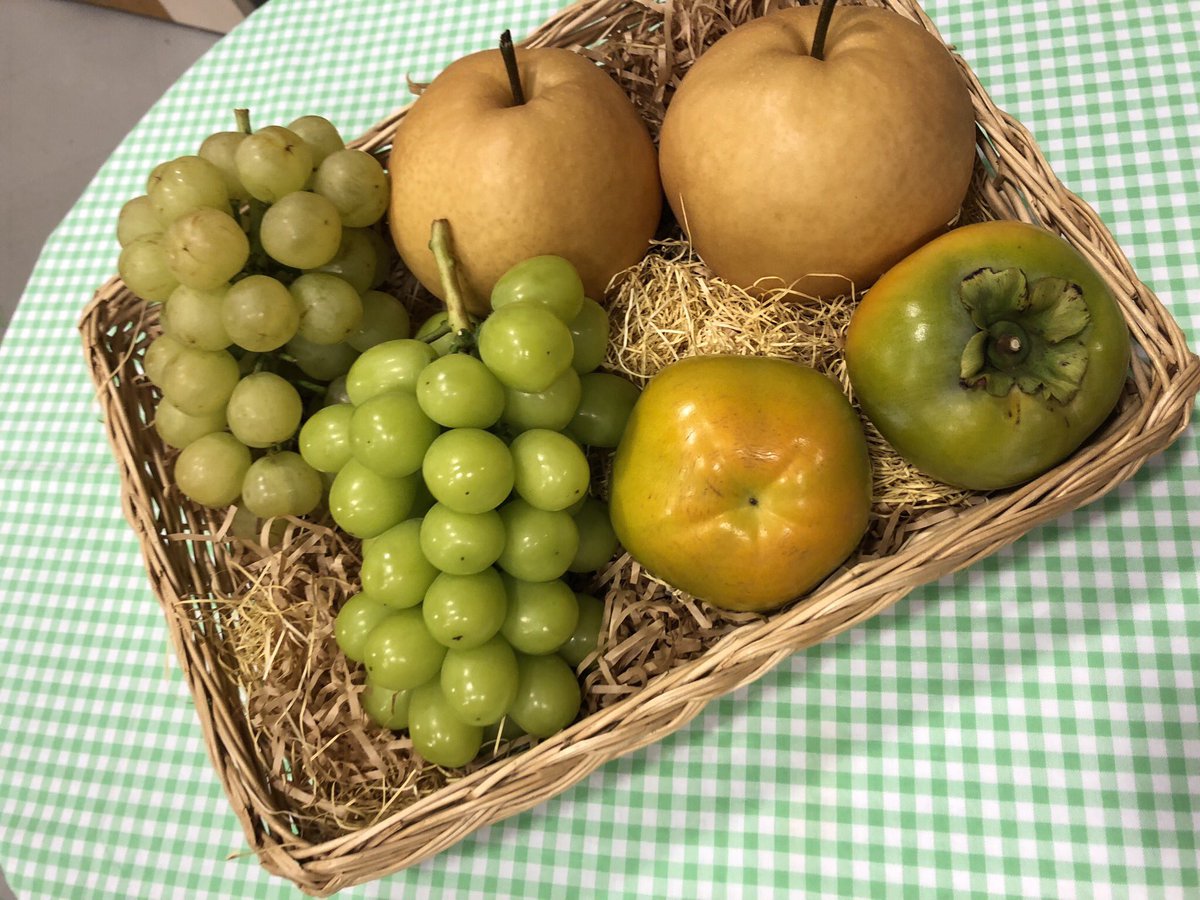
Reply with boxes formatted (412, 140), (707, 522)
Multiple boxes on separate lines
(0, 0), (221, 339)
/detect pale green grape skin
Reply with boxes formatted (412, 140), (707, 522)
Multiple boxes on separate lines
(360, 518), (438, 609)
(307, 228), (378, 294)
(345, 339), (437, 404)
(408, 682), (484, 768)
(298, 403), (354, 473)
(287, 115), (344, 173)
(260, 190), (343, 270)
(161, 346), (241, 416)
(197, 131), (250, 202)
(117, 195), (162, 247)
(415, 354), (505, 429)
(509, 429), (591, 512)
(414, 311), (475, 357)
(490, 255), (584, 322)
(312, 149), (389, 227)
(154, 397), (227, 449)
(285, 334), (359, 381)
(440, 636), (520, 726)
(143, 334), (186, 387)
(240, 451), (324, 519)
(422, 568), (508, 649)
(349, 391), (440, 478)
(496, 499), (579, 583)
(418, 503), (506, 575)
(569, 497), (620, 573)
(567, 297), (610, 374)
(119, 233), (179, 302)
(173, 432), (251, 508)
(507, 653), (582, 738)
(163, 284), (232, 351)
(559, 593), (605, 669)
(477, 303), (574, 393)
(347, 290), (410, 352)
(234, 126), (313, 203)
(325, 376), (351, 406)
(221, 274), (300, 352)
(334, 592), (393, 663)
(145, 160), (171, 195)
(566, 372), (641, 448)
(363, 227), (395, 288)
(421, 429), (514, 515)
(500, 367), (581, 434)
(328, 458), (419, 538)
(163, 207), (250, 291)
(289, 272), (363, 345)
(499, 575), (579, 656)
(362, 680), (411, 730)
(226, 372), (303, 448)
(148, 155), (230, 225)
(362, 608), (446, 692)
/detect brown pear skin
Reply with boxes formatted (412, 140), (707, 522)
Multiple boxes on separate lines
(658, 5), (977, 298)
(388, 47), (662, 314)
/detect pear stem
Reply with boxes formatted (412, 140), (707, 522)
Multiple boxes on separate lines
(499, 30), (526, 106)
(234, 108), (252, 134)
(429, 219), (475, 344)
(811, 0), (839, 61)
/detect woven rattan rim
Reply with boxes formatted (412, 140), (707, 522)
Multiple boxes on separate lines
(79, 0), (1199, 894)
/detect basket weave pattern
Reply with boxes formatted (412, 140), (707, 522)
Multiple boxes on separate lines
(80, 0), (1199, 894)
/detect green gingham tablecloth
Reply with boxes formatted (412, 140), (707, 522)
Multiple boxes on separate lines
(2, 0), (1198, 896)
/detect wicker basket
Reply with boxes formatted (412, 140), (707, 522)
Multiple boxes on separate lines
(79, 0), (1200, 894)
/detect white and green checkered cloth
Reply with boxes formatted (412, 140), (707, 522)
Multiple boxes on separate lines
(2, 1), (1197, 896)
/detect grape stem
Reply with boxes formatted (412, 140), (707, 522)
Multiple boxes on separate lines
(428, 219), (475, 348)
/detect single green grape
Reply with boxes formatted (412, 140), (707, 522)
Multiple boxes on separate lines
(260, 190), (343, 270)
(440, 635), (519, 726)
(499, 367), (581, 434)
(499, 575), (579, 656)
(495, 499), (579, 582)
(289, 272), (363, 345)
(173, 432), (251, 508)
(197, 131), (250, 202)
(360, 518), (438, 609)
(345, 339), (438, 404)
(363, 227), (395, 288)
(163, 284), (232, 351)
(422, 568), (508, 649)
(298, 403), (354, 473)
(509, 429), (591, 512)
(347, 290), (410, 352)
(362, 679), (411, 730)
(418, 503), (506, 575)
(154, 397), (227, 450)
(325, 375), (351, 406)
(567, 297), (610, 374)
(117, 195), (162, 247)
(307, 228), (378, 294)
(350, 390), (440, 478)
(507, 653), (582, 738)
(414, 310), (476, 358)
(221, 274), (300, 352)
(559, 593), (605, 669)
(490, 255), (584, 323)
(312, 148), (390, 227)
(285, 334), (359, 381)
(143, 334), (186, 387)
(566, 372), (641, 448)
(408, 682), (483, 768)
(240, 451), (323, 519)
(161, 346), (240, 416)
(569, 497), (620, 573)
(421, 428), (513, 515)
(362, 607), (446, 692)
(226, 372), (303, 448)
(234, 125), (313, 203)
(148, 155), (229, 225)
(334, 592), (394, 663)
(415, 353), (505, 429)
(119, 233), (179, 302)
(286, 114), (344, 173)
(327, 458), (419, 538)
(163, 207), (249, 291)
(477, 303), (574, 393)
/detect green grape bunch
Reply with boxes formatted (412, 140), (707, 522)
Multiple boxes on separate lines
(324, 231), (639, 767)
(116, 110), (410, 519)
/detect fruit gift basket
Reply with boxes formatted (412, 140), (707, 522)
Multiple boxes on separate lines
(79, 0), (1199, 894)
